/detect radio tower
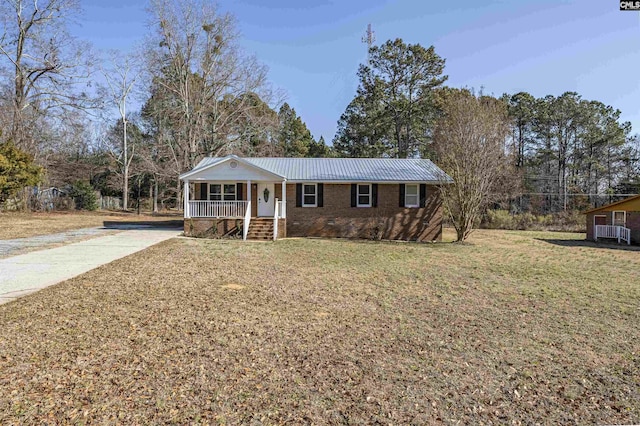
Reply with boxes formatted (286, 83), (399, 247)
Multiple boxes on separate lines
(361, 23), (376, 57)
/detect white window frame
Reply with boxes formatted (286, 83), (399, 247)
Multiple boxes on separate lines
(593, 214), (607, 228)
(405, 184), (419, 208)
(208, 182), (238, 202)
(302, 183), (317, 207)
(357, 183), (372, 208)
(612, 210), (626, 227)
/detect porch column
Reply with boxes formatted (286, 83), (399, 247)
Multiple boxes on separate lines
(281, 180), (286, 218)
(247, 179), (252, 216)
(184, 179), (190, 218)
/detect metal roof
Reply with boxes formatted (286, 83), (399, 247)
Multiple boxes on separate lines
(188, 155), (452, 183)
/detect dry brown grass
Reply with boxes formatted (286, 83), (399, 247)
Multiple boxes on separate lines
(0, 211), (182, 239)
(0, 230), (639, 424)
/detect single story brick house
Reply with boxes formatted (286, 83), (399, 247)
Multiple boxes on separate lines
(584, 194), (640, 245)
(179, 155), (452, 241)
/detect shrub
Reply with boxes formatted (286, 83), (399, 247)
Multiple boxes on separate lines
(69, 181), (98, 211)
(483, 209), (585, 232)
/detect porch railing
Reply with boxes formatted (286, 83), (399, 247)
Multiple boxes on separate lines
(188, 201), (248, 218)
(595, 225), (631, 245)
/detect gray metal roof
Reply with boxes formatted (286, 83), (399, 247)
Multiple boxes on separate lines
(189, 156), (452, 183)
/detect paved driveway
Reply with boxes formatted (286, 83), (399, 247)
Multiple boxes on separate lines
(0, 226), (181, 305)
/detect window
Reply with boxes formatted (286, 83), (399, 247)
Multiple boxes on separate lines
(613, 211), (626, 226)
(209, 184), (237, 201)
(302, 183), (317, 207)
(209, 184), (222, 201)
(357, 184), (371, 207)
(405, 184), (419, 207)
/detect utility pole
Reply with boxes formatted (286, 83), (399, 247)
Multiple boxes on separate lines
(361, 23), (376, 58)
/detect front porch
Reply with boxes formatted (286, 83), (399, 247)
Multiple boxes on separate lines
(179, 156), (289, 240)
(182, 181), (286, 241)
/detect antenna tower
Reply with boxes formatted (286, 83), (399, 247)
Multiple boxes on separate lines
(361, 23), (376, 52)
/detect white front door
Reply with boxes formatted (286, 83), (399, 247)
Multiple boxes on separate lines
(257, 183), (275, 217)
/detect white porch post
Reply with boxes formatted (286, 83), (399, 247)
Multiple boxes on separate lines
(281, 180), (286, 218)
(184, 179), (190, 218)
(247, 180), (252, 217)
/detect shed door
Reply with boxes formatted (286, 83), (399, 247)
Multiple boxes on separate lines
(594, 215), (606, 226)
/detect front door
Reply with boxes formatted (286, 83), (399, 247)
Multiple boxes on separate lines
(257, 183), (275, 217)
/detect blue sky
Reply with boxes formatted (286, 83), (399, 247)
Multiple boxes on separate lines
(77, 0), (640, 143)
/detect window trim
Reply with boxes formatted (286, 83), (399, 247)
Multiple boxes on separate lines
(356, 183), (372, 208)
(302, 183), (317, 207)
(404, 184), (419, 208)
(612, 210), (626, 227)
(208, 182), (239, 202)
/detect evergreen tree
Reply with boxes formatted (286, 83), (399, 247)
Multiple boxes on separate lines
(334, 38), (447, 158)
(0, 139), (43, 203)
(277, 103), (315, 157)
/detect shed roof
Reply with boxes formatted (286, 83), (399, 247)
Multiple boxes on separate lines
(584, 194), (640, 214)
(185, 155), (452, 183)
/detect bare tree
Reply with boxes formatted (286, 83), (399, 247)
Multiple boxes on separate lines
(100, 51), (141, 210)
(433, 89), (515, 241)
(142, 0), (274, 205)
(0, 0), (96, 156)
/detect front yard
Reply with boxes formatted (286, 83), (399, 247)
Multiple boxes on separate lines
(0, 229), (639, 423)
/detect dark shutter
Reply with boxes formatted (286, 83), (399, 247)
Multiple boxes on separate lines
(351, 184), (357, 207)
(296, 183), (302, 207)
(317, 183), (324, 207)
(372, 184), (378, 207)
(399, 184), (405, 207)
(200, 183), (208, 200)
(420, 184), (427, 208)
(236, 183), (243, 201)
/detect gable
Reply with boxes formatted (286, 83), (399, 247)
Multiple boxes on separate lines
(182, 157), (284, 182)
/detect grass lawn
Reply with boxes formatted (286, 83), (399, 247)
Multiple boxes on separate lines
(0, 229), (639, 424)
(0, 211), (182, 239)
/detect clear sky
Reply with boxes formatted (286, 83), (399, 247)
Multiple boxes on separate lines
(76, 0), (640, 143)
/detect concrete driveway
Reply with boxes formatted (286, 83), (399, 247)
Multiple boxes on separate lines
(0, 226), (181, 305)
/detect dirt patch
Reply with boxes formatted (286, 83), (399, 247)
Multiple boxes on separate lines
(221, 283), (245, 290)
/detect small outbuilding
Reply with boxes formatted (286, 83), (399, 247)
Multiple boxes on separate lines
(584, 194), (640, 245)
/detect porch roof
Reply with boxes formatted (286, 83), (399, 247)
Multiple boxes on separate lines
(183, 155), (452, 183)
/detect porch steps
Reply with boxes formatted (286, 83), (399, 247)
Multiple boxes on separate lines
(246, 218), (274, 241)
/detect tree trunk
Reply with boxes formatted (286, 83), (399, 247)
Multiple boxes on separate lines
(122, 119), (129, 210)
(153, 178), (159, 214)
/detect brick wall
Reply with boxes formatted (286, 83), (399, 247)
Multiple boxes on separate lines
(285, 183), (442, 242)
(184, 218), (243, 238)
(585, 212), (610, 241)
(627, 212), (640, 244)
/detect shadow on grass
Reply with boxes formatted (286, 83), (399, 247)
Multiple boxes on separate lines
(536, 238), (640, 252)
(103, 220), (183, 230)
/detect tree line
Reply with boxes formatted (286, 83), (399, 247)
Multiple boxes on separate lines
(0, 0), (637, 221)
(0, 0), (330, 210)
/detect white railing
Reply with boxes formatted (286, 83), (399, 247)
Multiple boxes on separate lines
(595, 225), (631, 245)
(188, 201), (248, 218)
(243, 201), (251, 241)
(277, 200), (286, 218)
